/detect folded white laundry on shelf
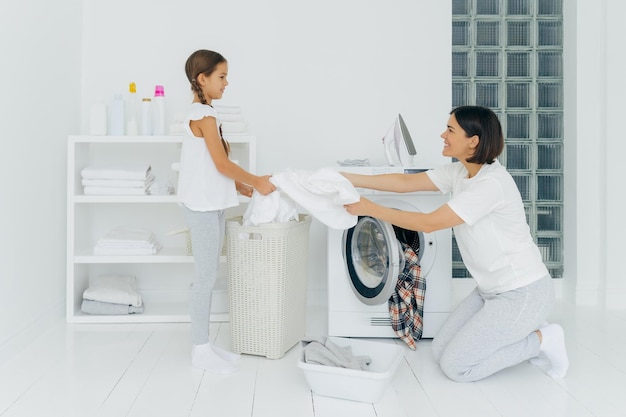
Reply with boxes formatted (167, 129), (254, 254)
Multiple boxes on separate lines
(218, 113), (244, 122)
(270, 167), (360, 230)
(81, 164), (152, 181)
(84, 186), (149, 196)
(96, 227), (156, 244)
(81, 175), (155, 188)
(83, 274), (143, 307)
(94, 227), (161, 255)
(220, 121), (247, 134)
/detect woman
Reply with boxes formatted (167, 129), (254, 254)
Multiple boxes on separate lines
(342, 106), (568, 382)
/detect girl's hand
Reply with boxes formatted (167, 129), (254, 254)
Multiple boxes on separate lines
(236, 181), (253, 198)
(254, 175), (276, 196)
(344, 197), (373, 216)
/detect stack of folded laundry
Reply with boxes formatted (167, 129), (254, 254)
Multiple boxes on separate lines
(81, 274), (144, 315)
(214, 105), (248, 135)
(81, 164), (154, 195)
(94, 227), (161, 255)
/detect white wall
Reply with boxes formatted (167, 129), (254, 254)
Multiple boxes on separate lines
(79, 0), (452, 296)
(2, 0), (625, 366)
(564, 0), (626, 308)
(0, 0), (82, 363)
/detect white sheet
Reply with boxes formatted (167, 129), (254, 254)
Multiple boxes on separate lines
(81, 164), (152, 180)
(270, 168), (360, 230)
(242, 190), (299, 226)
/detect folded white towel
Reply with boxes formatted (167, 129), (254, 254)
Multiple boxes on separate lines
(97, 227), (155, 244)
(220, 121), (247, 133)
(218, 113), (244, 122)
(81, 174), (155, 188)
(94, 228), (161, 255)
(83, 274), (143, 307)
(81, 164), (152, 181)
(213, 105), (242, 114)
(84, 186), (148, 195)
(270, 168), (360, 230)
(93, 246), (160, 255)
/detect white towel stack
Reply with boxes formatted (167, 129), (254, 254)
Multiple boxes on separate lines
(81, 274), (144, 315)
(214, 105), (248, 135)
(81, 164), (154, 195)
(94, 227), (161, 255)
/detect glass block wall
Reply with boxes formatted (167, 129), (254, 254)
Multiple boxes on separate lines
(451, 0), (564, 278)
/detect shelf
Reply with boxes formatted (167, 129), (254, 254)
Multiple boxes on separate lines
(74, 247), (194, 263)
(74, 195), (180, 203)
(73, 249), (230, 264)
(72, 194), (249, 204)
(69, 305), (228, 324)
(67, 134), (256, 324)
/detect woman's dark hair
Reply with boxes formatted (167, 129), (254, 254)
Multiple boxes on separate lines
(184, 49), (230, 154)
(451, 105), (504, 164)
(184, 49), (227, 105)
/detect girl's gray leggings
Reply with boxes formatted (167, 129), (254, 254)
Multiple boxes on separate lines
(431, 274), (554, 382)
(182, 206), (225, 345)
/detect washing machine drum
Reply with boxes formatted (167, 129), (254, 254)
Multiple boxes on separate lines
(342, 216), (431, 306)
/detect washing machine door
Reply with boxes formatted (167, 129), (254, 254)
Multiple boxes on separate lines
(342, 216), (404, 306)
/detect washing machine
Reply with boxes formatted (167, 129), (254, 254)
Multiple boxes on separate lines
(327, 166), (452, 339)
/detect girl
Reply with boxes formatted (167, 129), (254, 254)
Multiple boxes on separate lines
(178, 49), (275, 373)
(342, 106), (569, 382)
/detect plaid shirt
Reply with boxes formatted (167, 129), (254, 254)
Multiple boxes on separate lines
(388, 242), (425, 350)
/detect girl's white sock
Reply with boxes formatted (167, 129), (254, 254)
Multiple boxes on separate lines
(191, 343), (237, 374)
(211, 343), (241, 362)
(538, 323), (569, 379)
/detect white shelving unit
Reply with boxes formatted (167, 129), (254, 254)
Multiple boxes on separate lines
(66, 135), (256, 323)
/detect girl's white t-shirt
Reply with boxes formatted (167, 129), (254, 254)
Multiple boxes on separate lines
(426, 160), (549, 294)
(177, 103), (238, 212)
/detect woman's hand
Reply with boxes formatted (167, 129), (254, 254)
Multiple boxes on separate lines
(343, 197), (374, 217)
(254, 175), (276, 196)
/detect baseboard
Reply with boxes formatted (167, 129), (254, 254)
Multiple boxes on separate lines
(0, 301), (64, 367)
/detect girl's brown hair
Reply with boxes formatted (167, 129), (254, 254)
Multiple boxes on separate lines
(185, 49), (230, 155)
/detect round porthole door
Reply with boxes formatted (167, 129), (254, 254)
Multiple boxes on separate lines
(342, 216), (404, 306)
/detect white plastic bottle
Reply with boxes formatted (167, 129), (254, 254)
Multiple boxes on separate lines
(140, 98), (152, 135)
(109, 93), (125, 136)
(152, 85), (165, 136)
(126, 82), (138, 135)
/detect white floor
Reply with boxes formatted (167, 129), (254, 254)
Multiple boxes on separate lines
(1, 296), (626, 417)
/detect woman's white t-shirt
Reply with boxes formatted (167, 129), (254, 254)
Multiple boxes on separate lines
(177, 103), (238, 212)
(426, 160), (549, 294)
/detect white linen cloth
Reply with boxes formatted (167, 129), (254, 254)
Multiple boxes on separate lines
(83, 274), (143, 307)
(81, 164), (152, 181)
(242, 190), (299, 226)
(81, 175), (155, 188)
(94, 227), (161, 255)
(270, 168), (360, 230)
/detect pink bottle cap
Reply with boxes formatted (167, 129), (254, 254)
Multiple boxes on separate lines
(154, 85), (165, 97)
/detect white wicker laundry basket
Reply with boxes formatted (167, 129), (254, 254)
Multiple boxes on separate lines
(226, 214), (311, 359)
